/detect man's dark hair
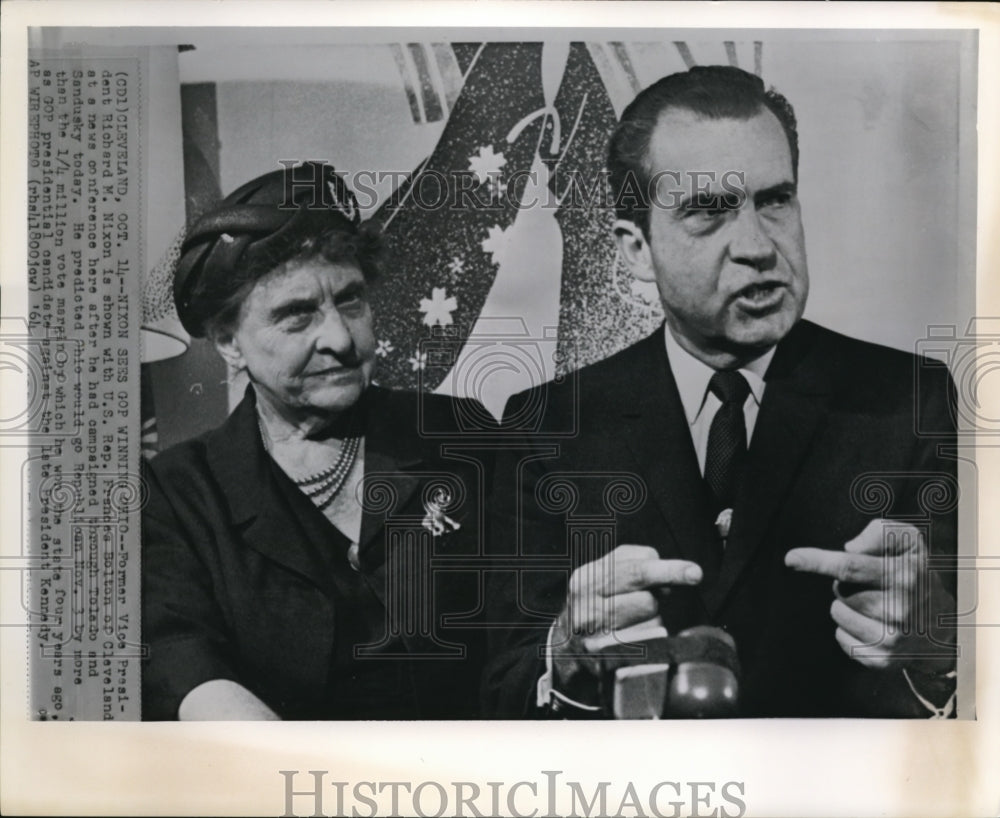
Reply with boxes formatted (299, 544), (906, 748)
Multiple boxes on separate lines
(607, 65), (799, 237)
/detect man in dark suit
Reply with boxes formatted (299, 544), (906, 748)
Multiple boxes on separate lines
(482, 65), (958, 718)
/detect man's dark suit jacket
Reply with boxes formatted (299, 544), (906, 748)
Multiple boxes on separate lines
(142, 385), (492, 720)
(482, 320), (957, 718)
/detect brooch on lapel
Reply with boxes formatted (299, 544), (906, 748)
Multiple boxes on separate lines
(422, 487), (461, 536)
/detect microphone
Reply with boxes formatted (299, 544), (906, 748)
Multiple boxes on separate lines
(594, 625), (740, 719)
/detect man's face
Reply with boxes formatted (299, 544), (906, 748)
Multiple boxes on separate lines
(218, 258), (376, 424)
(624, 107), (809, 365)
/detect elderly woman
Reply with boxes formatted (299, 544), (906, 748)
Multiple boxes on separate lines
(142, 162), (488, 720)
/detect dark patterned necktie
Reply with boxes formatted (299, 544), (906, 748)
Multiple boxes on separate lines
(704, 370), (751, 513)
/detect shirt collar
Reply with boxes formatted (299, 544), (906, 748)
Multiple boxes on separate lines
(663, 324), (775, 426)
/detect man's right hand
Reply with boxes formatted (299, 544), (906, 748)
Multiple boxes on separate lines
(551, 545), (703, 705)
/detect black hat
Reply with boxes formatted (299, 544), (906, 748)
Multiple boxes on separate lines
(174, 161), (362, 337)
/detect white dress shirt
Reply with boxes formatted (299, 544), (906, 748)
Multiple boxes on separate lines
(662, 325), (774, 475)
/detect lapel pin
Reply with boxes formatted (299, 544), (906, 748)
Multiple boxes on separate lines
(715, 508), (733, 540)
(347, 542), (361, 572)
(422, 487), (461, 536)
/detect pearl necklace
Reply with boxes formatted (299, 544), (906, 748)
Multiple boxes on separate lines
(258, 414), (362, 511)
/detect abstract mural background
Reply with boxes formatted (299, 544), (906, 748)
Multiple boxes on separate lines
(140, 35), (971, 451)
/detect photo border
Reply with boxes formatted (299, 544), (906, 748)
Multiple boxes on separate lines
(2, 2), (998, 816)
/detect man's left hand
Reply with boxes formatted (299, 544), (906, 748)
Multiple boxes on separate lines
(785, 519), (955, 674)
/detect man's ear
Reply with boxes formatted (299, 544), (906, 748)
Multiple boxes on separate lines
(612, 219), (655, 282)
(212, 330), (246, 373)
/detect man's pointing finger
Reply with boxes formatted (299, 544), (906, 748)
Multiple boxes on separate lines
(785, 548), (884, 587)
(606, 558), (703, 594)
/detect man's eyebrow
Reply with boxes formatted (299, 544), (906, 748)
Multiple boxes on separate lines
(675, 189), (740, 212)
(753, 181), (797, 205)
(673, 180), (798, 213)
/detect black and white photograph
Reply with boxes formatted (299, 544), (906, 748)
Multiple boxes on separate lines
(2, 2), (998, 816)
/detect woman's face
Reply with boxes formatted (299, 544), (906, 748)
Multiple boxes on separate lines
(216, 258), (377, 423)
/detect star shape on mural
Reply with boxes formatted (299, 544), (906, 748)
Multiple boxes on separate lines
(408, 350), (428, 371)
(481, 224), (511, 266)
(468, 145), (507, 185)
(419, 287), (458, 327)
